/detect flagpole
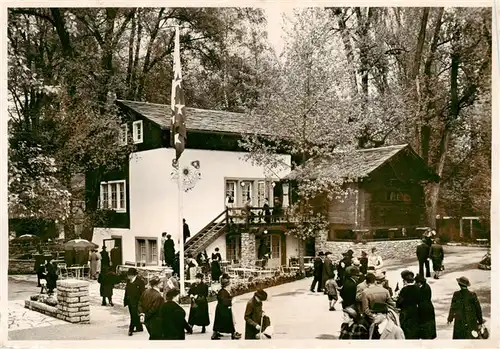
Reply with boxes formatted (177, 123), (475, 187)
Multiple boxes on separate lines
(178, 161), (185, 297)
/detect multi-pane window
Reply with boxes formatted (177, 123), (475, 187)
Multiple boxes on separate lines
(119, 124), (128, 145)
(136, 238), (158, 265)
(241, 181), (253, 206)
(225, 181), (236, 202)
(226, 236), (241, 262)
(133, 120), (143, 144)
(100, 180), (126, 212)
(257, 181), (266, 207)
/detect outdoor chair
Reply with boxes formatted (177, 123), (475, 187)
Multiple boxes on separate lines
(57, 263), (68, 279)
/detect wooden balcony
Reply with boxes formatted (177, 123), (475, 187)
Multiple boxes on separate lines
(226, 206), (296, 229)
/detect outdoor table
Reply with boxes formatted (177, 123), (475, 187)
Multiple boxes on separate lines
(67, 266), (84, 279)
(254, 269), (275, 277)
(228, 267), (259, 278)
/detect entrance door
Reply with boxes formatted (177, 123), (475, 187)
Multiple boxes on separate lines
(104, 237), (123, 269)
(267, 234), (281, 269)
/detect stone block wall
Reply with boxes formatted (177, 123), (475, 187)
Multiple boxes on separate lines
(9, 259), (36, 274)
(240, 232), (256, 269)
(321, 239), (421, 263)
(56, 279), (90, 323)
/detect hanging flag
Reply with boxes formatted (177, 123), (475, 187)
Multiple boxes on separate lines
(171, 26), (187, 160)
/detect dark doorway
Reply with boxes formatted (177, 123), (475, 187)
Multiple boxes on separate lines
(104, 237), (123, 270)
(305, 238), (315, 257)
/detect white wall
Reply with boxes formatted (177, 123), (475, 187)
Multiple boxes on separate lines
(205, 234), (227, 260)
(129, 147), (291, 264)
(92, 228), (131, 260)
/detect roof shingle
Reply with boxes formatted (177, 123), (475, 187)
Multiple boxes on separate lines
(285, 144), (412, 180)
(117, 99), (259, 135)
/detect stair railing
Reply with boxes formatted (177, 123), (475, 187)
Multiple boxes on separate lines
(185, 209), (228, 248)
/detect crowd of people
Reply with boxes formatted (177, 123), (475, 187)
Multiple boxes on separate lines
(309, 232), (486, 340)
(119, 268), (271, 340)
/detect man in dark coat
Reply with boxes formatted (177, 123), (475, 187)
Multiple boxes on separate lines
(416, 239), (431, 278)
(45, 260), (58, 296)
(429, 238), (444, 279)
(188, 273), (210, 333)
(244, 289), (268, 339)
(415, 274), (436, 339)
(183, 219), (191, 244)
(98, 269), (117, 306)
(124, 268), (146, 336)
(321, 252), (334, 291)
(100, 245), (110, 272)
(359, 251), (369, 275)
(340, 266), (360, 310)
(139, 276), (165, 340)
(164, 234), (175, 268)
(160, 280), (192, 340)
(337, 252), (352, 287)
(110, 245), (121, 271)
(212, 274), (241, 340)
(310, 251), (324, 292)
(396, 270), (420, 339)
(447, 276), (484, 339)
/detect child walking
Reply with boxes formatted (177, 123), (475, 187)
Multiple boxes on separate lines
(325, 274), (339, 311)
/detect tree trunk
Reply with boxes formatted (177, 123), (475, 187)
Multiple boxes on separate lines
(427, 33), (460, 228)
(126, 9), (137, 90)
(130, 8), (142, 100)
(337, 9), (358, 96)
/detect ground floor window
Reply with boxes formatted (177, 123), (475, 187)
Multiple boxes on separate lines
(135, 238), (158, 266)
(226, 235), (241, 263)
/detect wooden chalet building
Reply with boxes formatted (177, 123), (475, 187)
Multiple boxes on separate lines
(285, 144), (440, 254)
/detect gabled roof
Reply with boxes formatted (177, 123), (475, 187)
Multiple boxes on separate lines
(117, 99), (259, 135)
(286, 144), (438, 181)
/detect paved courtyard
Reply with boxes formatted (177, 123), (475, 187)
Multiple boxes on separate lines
(8, 245), (490, 340)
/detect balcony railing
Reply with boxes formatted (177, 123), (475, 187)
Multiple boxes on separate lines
(226, 206), (295, 225)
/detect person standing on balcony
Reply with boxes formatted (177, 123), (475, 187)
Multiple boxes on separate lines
(263, 198), (271, 224)
(272, 198), (283, 222)
(310, 251), (324, 293)
(164, 234), (175, 268)
(211, 248), (222, 283)
(225, 194), (234, 223)
(183, 219), (191, 244)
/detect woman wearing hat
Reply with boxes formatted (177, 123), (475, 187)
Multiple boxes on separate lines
(339, 306), (369, 340)
(415, 274), (436, 339)
(447, 276), (484, 339)
(368, 303), (405, 340)
(212, 273), (241, 340)
(139, 276), (165, 340)
(396, 270), (420, 339)
(160, 279), (193, 339)
(188, 273), (210, 333)
(244, 289), (269, 339)
(211, 248), (222, 283)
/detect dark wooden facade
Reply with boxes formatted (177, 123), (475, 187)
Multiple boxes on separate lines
(304, 146), (437, 241)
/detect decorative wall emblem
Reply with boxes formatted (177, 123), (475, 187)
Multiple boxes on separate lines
(171, 159), (202, 192)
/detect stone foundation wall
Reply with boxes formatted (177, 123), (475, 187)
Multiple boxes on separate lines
(9, 259), (35, 275)
(322, 239), (421, 262)
(56, 279), (90, 323)
(25, 300), (59, 317)
(240, 232), (256, 269)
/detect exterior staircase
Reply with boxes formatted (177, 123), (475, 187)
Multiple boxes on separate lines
(184, 210), (228, 257)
